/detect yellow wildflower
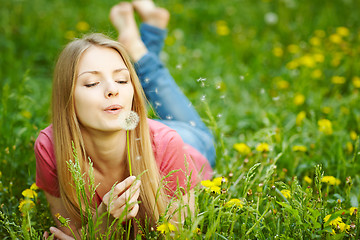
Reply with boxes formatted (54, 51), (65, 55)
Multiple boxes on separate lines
(287, 44), (300, 54)
(275, 78), (290, 90)
(22, 189), (37, 199)
(18, 199), (35, 213)
(294, 93), (305, 106)
(292, 145), (307, 152)
(350, 131), (357, 141)
(331, 76), (346, 84)
(318, 119), (333, 135)
(76, 21), (90, 32)
(311, 69), (323, 79)
(201, 177), (227, 194)
(324, 214), (342, 226)
(286, 60), (299, 69)
(321, 176), (341, 185)
(296, 111), (306, 126)
(352, 76), (360, 88)
(346, 142), (353, 153)
(329, 34), (342, 44)
(299, 55), (316, 68)
(310, 37), (321, 46)
(157, 222), (177, 234)
(340, 107), (350, 115)
(280, 189), (291, 199)
(216, 20), (230, 36)
(193, 228), (201, 234)
(30, 183), (38, 191)
(350, 207), (357, 216)
(321, 107), (332, 114)
(313, 53), (324, 63)
(233, 143), (251, 155)
(304, 176), (313, 184)
(331, 54), (342, 67)
(273, 47), (283, 57)
(256, 143), (270, 152)
(21, 110), (32, 119)
(225, 199), (243, 209)
(336, 27), (350, 37)
(65, 30), (76, 40)
(338, 222), (351, 233)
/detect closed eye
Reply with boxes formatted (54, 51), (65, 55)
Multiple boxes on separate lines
(85, 82), (99, 88)
(116, 80), (128, 84)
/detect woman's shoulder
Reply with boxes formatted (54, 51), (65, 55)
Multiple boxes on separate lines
(147, 119), (182, 149)
(34, 124), (54, 150)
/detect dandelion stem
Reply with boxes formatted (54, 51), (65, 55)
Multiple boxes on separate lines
(126, 129), (132, 240)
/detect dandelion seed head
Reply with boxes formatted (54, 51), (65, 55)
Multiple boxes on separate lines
(118, 111), (139, 130)
(264, 12), (278, 25)
(189, 121), (196, 127)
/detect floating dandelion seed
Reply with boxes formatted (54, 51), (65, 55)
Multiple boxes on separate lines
(166, 115), (173, 120)
(197, 77), (207, 82)
(264, 12), (278, 25)
(239, 75), (245, 80)
(176, 64), (182, 70)
(189, 121), (196, 127)
(220, 95), (225, 99)
(118, 111), (139, 130)
(200, 95), (206, 101)
(217, 114), (222, 118)
(144, 78), (150, 83)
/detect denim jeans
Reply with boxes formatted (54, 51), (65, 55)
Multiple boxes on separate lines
(134, 24), (216, 167)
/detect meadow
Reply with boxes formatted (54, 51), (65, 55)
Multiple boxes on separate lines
(1, 0), (360, 238)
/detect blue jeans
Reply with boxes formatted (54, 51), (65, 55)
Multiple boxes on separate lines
(134, 24), (216, 167)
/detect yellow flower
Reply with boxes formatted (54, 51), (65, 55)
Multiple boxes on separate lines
(233, 143), (251, 155)
(216, 20), (230, 36)
(336, 27), (350, 37)
(318, 119), (333, 135)
(18, 199), (35, 213)
(329, 34), (342, 44)
(331, 54), (342, 67)
(340, 107), (350, 115)
(352, 76), (360, 88)
(21, 111), (32, 119)
(273, 47), (283, 57)
(286, 60), (299, 69)
(30, 183), (38, 191)
(76, 21), (90, 32)
(321, 107), (332, 114)
(310, 37), (321, 46)
(22, 189), (37, 199)
(350, 207), (357, 216)
(346, 142), (353, 153)
(157, 222), (177, 234)
(65, 30), (76, 40)
(299, 55), (316, 68)
(331, 76), (346, 84)
(294, 93), (305, 106)
(280, 189), (291, 199)
(296, 111), (306, 126)
(275, 78), (290, 90)
(313, 53), (324, 63)
(304, 176), (313, 184)
(201, 177), (227, 194)
(338, 222), (351, 232)
(225, 199), (243, 209)
(350, 131), (358, 141)
(256, 143), (270, 152)
(287, 44), (300, 54)
(321, 176), (341, 185)
(311, 69), (323, 79)
(292, 145), (307, 152)
(324, 214), (342, 226)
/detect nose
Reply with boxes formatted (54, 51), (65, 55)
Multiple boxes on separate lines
(105, 81), (119, 98)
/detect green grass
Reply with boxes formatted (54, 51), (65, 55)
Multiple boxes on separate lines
(1, 0), (360, 238)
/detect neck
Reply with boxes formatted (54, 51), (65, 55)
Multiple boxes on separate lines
(81, 127), (128, 175)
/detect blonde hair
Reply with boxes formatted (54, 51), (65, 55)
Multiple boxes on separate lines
(52, 33), (166, 231)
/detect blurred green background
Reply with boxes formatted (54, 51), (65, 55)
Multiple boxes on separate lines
(1, 0), (360, 237)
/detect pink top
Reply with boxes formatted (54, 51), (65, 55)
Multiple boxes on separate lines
(35, 119), (213, 203)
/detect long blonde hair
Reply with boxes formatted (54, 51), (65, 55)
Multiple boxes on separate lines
(52, 33), (166, 231)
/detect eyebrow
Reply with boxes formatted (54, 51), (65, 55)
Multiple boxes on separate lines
(77, 68), (129, 78)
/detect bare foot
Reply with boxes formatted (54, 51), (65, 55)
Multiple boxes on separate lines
(132, 0), (170, 29)
(110, 2), (147, 61)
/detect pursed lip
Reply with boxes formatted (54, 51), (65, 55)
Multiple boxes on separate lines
(104, 104), (123, 113)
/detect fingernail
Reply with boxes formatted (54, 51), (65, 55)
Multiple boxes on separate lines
(49, 227), (56, 233)
(130, 176), (136, 181)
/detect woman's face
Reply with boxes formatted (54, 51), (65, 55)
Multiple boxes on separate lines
(74, 45), (134, 133)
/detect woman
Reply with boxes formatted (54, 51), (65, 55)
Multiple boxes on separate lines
(35, 1), (215, 238)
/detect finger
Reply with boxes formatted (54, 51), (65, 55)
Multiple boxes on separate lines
(49, 227), (75, 240)
(124, 203), (140, 221)
(111, 189), (141, 219)
(103, 176), (136, 205)
(112, 183), (141, 211)
(43, 231), (49, 240)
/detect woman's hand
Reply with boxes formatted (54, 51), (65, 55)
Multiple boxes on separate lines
(102, 176), (141, 221)
(43, 227), (75, 240)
